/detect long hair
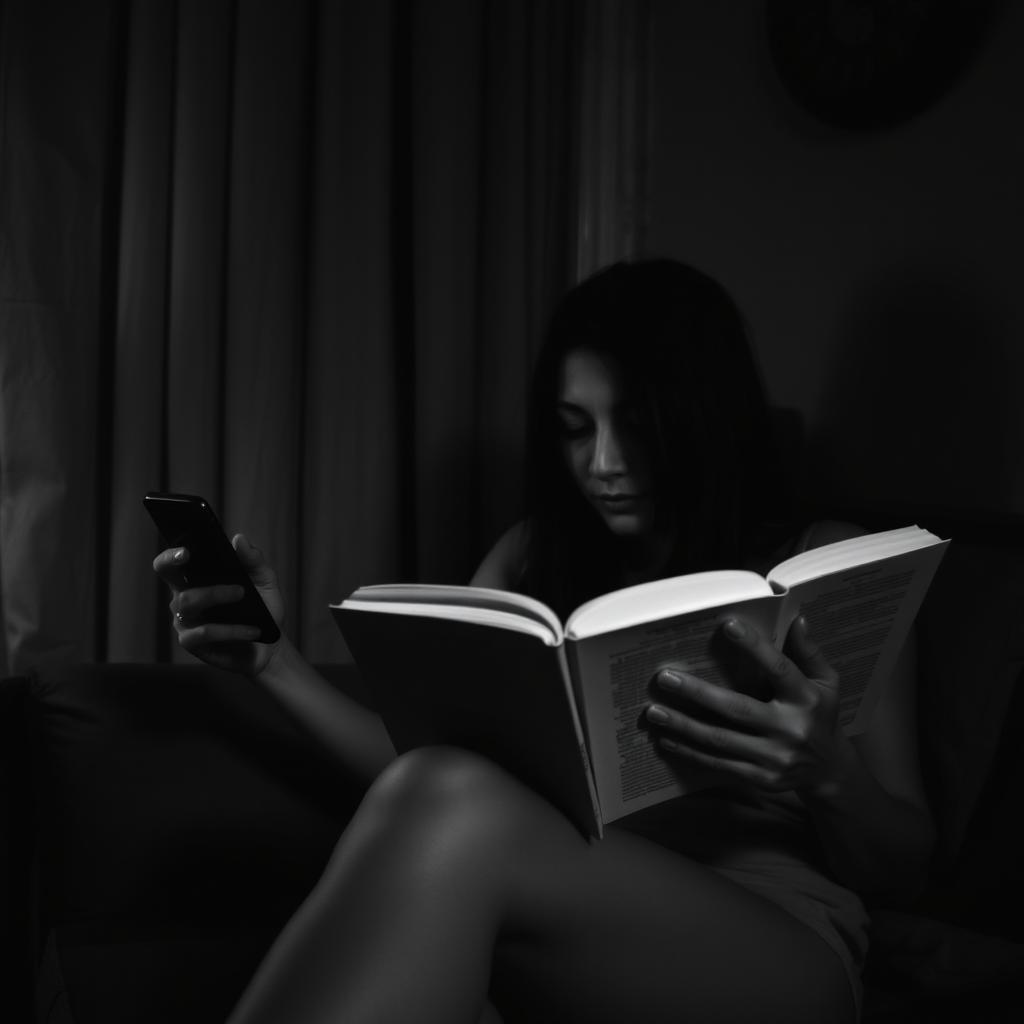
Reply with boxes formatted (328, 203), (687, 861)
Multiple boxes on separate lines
(518, 259), (788, 618)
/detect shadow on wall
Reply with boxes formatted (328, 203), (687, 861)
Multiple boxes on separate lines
(805, 268), (1016, 518)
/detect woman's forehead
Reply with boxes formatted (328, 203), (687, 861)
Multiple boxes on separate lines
(557, 349), (629, 407)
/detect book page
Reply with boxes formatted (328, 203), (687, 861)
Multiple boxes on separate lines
(343, 584), (563, 642)
(778, 541), (948, 733)
(769, 525), (942, 589)
(338, 598), (559, 645)
(567, 595), (781, 823)
(565, 570), (773, 640)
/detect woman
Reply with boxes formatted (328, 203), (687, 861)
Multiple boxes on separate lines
(155, 260), (934, 1023)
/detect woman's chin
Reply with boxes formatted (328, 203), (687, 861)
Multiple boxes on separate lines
(600, 512), (653, 538)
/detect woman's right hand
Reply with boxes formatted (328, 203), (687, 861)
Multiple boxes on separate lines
(152, 533), (286, 676)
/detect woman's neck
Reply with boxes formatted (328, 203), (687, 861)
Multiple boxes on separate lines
(618, 528), (675, 586)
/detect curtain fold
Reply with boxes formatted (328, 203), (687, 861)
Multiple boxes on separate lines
(575, 0), (652, 278)
(0, 0), (585, 671)
(108, 0), (177, 663)
(0, 0), (121, 671)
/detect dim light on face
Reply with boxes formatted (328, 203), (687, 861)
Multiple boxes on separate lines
(557, 348), (657, 539)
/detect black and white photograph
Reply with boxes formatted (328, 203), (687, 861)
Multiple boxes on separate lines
(1, 2), (1022, 1022)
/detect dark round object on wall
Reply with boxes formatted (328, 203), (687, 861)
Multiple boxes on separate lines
(764, 0), (997, 131)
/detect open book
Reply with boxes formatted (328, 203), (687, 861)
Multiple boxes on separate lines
(331, 525), (948, 839)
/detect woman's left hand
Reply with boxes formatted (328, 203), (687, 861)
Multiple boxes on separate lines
(645, 615), (846, 794)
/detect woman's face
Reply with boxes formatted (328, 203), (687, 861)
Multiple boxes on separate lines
(557, 348), (657, 539)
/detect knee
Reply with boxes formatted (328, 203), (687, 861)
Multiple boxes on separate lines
(352, 745), (553, 870)
(325, 747), (577, 909)
(367, 745), (519, 828)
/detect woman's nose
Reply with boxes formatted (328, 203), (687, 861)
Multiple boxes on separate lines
(590, 424), (627, 478)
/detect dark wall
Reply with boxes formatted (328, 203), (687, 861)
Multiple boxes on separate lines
(647, 0), (1023, 518)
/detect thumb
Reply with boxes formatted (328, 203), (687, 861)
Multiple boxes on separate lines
(232, 532), (262, 565)
(787, 615), (838, 685)
(232, 533), (276, 587)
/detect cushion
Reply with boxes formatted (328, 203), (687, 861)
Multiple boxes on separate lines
(860, 520), (1024, 1020)
(34, 924), (281, 1024)
(863, 904), (1024, 1023)
(25, 661), (370, 1024)
(922, 660), (1024, 939)
(914, 527), (1024, 872)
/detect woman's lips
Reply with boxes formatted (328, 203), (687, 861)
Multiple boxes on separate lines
(593, 492), (645, 511)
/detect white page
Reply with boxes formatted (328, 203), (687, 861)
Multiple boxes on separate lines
(768, 526), (942, 589)
(340, 584), (563, 640)
(336, 599), (559, 645)
(565, 570), (774, 641)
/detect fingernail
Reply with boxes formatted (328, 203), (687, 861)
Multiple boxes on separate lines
(723, 618), (746, 640)
(173, 548), (186, 562)
(797, 615), (816, 641)
(659, 669), (684, 687)
(646, 705), (670, 723)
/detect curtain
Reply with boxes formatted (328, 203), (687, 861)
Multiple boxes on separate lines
(575, 0), (652, 278)
(0, 0), (585, 671)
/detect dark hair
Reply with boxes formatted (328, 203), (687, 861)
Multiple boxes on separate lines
(518, 258), (789, 618)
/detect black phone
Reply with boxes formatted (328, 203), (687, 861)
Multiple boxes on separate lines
(143, 491), (281, 644)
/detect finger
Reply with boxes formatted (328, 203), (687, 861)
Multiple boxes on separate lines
(720, 616), (809, 703)
(654, 668), (773, 732)
(153, 546), (190, 589)
(178, 622), (263, 649)
(785, 615), (839, 684)
(174, 584), (246, 622)
(232, 533), (278, 589)
(655, 735), (783, 791)
(645, 699), (777, 767)
(232, 532), (261, 566)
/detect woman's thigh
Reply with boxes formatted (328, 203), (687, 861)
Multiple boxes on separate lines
(490, 824), (854, 1024)
(360, 753), (847, 1024)
(370, 747), (855, 1024)
(285, 746), (854, 1024)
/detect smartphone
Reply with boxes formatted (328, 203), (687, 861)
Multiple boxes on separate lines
(143, 492), (281, 644)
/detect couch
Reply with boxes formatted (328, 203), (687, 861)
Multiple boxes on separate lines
(3, 518), (1024, 1022)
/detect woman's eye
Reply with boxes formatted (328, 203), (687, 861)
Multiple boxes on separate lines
(559, 417), (592, 440)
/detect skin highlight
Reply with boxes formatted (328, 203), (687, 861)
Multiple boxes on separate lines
(556, 348), (672, 580)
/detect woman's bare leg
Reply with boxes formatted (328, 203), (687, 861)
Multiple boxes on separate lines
(227, 746), (855, 1024)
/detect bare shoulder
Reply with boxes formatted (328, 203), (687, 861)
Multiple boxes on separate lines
(470, 521), (529, 590)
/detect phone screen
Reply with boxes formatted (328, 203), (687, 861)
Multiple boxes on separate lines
(144, 492), (281, 643)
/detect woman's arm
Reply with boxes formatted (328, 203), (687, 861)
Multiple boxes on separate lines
(469, 521), (527, 590)
(259, 523), (536, 780)
(267, 521), (525, 781)
(154, 535), (396, 786)
(798, 632), (934, 902)
(256, 637), (396, 784)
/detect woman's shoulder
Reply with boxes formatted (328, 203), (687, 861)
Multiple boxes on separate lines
(469, 521), (530, 590)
